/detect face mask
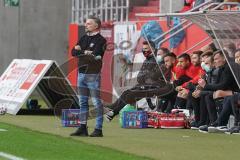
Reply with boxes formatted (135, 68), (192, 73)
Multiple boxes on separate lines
(204, 65), (212, 72)
(201, 62), (206, 69)
(156, 55), (163, 63)
(142, 50), (152, 57)
(201, 62), (212, 72)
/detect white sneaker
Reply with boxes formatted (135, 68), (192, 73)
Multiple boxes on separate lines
(216, 126), (228, 133)
(104, 110), (114, 122)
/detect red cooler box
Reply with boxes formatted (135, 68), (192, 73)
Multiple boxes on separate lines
(159, 113), (189, 129)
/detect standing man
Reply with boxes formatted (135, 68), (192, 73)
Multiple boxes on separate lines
(71, 16), (107, 137)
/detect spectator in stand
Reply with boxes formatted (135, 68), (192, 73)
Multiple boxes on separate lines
(198, 50), (238, 133)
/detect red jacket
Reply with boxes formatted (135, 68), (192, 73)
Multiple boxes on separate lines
(170, 63), (185, 81)
(182, 64), (205, 88)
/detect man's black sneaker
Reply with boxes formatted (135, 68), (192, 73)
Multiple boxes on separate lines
(70, 124), (88, 136)
(90, 128), (103, 137)
(225, 126), (240, 134)
(199, 125), (209, 133)
(190, 121), (199, 130)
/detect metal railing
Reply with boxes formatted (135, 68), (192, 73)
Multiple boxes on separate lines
(71, 0), (129, 25)
(137, 1), (240, 52)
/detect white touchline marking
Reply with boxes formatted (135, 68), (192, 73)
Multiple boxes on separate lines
(0, 152), (26, 160)
(0, 129), (8, 132)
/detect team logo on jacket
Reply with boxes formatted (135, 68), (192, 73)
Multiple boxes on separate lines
(90, 43), (95, 48)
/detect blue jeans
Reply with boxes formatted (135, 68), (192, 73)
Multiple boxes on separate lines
(78, 73), (103, 129)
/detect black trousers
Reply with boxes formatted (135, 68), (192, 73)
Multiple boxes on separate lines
(110, 83), (174, 115)
(216, 96), (232, 126)
(231, 93), (240, 126)
(191, 96), (201, 123)
(158, 91), (178, 113)
(198, 94), (209, 126)
(205, 93), (218, 124)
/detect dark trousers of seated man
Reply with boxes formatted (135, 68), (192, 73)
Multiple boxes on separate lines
(109, 83), (174, 116)
(205, 93), (218, 125)
(196, 94), (209, 126)
(231, 93), (240, 126)
(213, 96), (233, 126)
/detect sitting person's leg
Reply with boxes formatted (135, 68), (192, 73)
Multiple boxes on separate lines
(226, 93), (240, 134)
(191, 96), (201, 125)
(205, 93), (218, 125)
(216, 96), (233, 126)
(146, 98), (155, 110)
(199, 95), (209, 126)
(231, 94), (240, 126)
(106, 83), (174, 121)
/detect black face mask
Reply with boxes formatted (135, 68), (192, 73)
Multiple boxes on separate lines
(142, 50), (152, 57)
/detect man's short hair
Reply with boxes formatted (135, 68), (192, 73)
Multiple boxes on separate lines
(177, 53), (191, 62)
(163, 52), (176, 60)
(159, 47), (170, 54)
(88, 15), (101, 28)
(213, 50), (224, 58)
(143, 40), (155, 49)
(201, 50), (213, 58)
(192, 50), (203, 57)
(209, 43), (217, 52)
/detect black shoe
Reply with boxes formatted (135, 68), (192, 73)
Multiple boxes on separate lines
(70, 124), (88, 136)
(190, 121), (199, 130)
(199, 125), (209, 133)
(225, 126), (240, 134)
(90, 129), (103, 137)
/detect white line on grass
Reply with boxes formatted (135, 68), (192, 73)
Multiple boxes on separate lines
(0, 152), (26, 160)
(0, 128), (8, 132)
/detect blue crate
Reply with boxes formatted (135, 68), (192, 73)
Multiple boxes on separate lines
(122, 111), (148, 128)
(62, 109), (81, 127)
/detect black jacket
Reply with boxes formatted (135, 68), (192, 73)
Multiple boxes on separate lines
(71, 33), (107, 74)
(137, 55), (166, 86)
(203, 63), (238, 91)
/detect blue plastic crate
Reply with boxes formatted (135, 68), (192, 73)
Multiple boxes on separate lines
(62, 109), (81, 127)
(122, 111), (148, 128)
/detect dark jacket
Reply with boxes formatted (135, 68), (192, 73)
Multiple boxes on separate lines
(71, 33), (107, 74)
(203, 63), (238, 91)
(137, 55), (165, 85)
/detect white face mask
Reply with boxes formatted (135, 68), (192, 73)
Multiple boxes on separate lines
(201, 62), (212, 72)
(201, 62), (206, 69)
(156, 55), (163, 63)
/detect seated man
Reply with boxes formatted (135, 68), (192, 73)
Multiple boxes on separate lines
(146, 47), (171, 110)
(198, 50), (238, 132)
(174, 52), (204, 109)
(207, 49), (240, 133)
(191, 51), (215, 128)
(105, 41), (174, 121)
(157, 52), (186, 112)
